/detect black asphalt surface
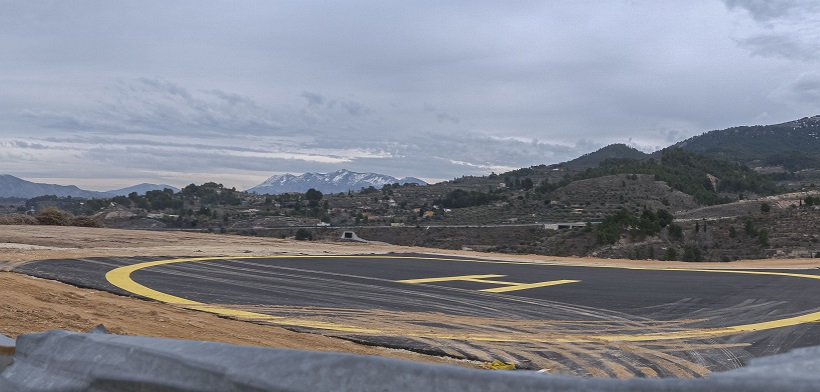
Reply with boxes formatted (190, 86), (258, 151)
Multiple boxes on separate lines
(14, 254), (820, 378)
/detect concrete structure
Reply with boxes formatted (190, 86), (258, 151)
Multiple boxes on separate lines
(340, 231), (367, 242)
(543, 221), (589, 230)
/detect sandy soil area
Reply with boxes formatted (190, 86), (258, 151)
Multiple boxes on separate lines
(2, 225), (818, 368)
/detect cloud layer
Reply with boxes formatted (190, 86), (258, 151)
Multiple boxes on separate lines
(1, 1), (819, 190)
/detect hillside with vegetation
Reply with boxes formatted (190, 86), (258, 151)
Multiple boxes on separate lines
(563, 143), (649, 170)
(674, 115), (820, 171)
(4, 116), (820, 262)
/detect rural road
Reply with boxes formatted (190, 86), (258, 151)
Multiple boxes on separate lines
(14, 254), (820, 378)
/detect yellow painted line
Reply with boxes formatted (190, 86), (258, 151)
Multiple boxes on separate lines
(463, 278), (517, 285)
(400, 274), (581, 293)
(397, 274), (505, 284)
(104, 255), (820, 342)
(105, 256), (380, 333)
(105, 257), (209, 305)
(480, 279), (581, 293)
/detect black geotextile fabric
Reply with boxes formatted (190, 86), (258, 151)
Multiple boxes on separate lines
(1, 330), (819, 392)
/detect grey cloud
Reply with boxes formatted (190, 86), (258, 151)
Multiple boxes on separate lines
(725, 0), (820, 61)
(736, 34), (817, 61)
(5, 2), (820, 189)
(206, 89), (258, 106)
(29, 78), (286, 138)
(426, 136), (600, 178)
(41, 135), (298, 155)
(423, 103), (460, 125)
(340, 100), (370, 117)
(723, 0), (812, 22)
(788, 72), (820, 102)
(660, 129), (683, 144)
(26, 110), (96, 132)
(81, 146), (275, 173)
(436, 113), (460, 124)
(3, 140), (50, 150)
(301, 91), (326, 106)
(300, 91), (370, 117)
(136, 77), (193, 100)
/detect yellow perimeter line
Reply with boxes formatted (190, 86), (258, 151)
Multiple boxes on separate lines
(105, 255), (820, 343)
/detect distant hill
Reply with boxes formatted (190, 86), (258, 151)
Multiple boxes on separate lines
(566, 148), (780, 205)
(563, 144), (649, 170)
(673, 115), (820, 170)
(107, 183), (180, 196)
(246, 169), (427, 194)
(0, 175), (114, 199)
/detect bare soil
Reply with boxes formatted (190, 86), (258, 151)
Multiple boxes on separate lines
(2, 225), (819, 369)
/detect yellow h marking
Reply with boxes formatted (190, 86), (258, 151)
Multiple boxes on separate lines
(398, 274), (579, 293)
(481, 280), (580, 293)
(399, 274), (505, 284)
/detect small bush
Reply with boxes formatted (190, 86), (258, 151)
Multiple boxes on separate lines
(35, 207), (74, 226)
(682, 245), (704, 262)
(0, 214), (38, 225)
(663, 247), (678, 261)
(294, 228), (313, 241)
(71, 215), (103, 228)
(667, 223), (683, 239)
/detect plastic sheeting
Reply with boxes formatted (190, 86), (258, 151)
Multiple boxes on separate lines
(1, 330), (819, 392)
(0, 333), (14, 372)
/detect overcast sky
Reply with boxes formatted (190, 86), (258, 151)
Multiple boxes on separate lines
(2, 1), (819, 191)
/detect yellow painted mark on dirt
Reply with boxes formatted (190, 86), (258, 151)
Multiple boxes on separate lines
(105, 255), (820, 342)
(399, 274), (580, 293)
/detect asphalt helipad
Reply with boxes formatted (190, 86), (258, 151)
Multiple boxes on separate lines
(14, 254), (820, 378)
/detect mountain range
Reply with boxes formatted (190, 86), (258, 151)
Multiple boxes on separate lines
(246, 169), (427, 194)
(107, 183), (180, 197)
(0, 176), (180, 199)
(562, 143), (649, 169)
(673, 115), (820, 169)
(2, 115), (819, 199)
(0, 175), (114, 199)
(555, 115), (820, 173)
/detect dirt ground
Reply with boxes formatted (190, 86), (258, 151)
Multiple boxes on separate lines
(2, 225), (819, 369)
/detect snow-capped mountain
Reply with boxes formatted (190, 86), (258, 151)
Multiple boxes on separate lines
(246, 169), (427, 194)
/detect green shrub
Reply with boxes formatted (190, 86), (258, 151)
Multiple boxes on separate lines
(294, 228), (313, 240)
(682, 245), (704, 262)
